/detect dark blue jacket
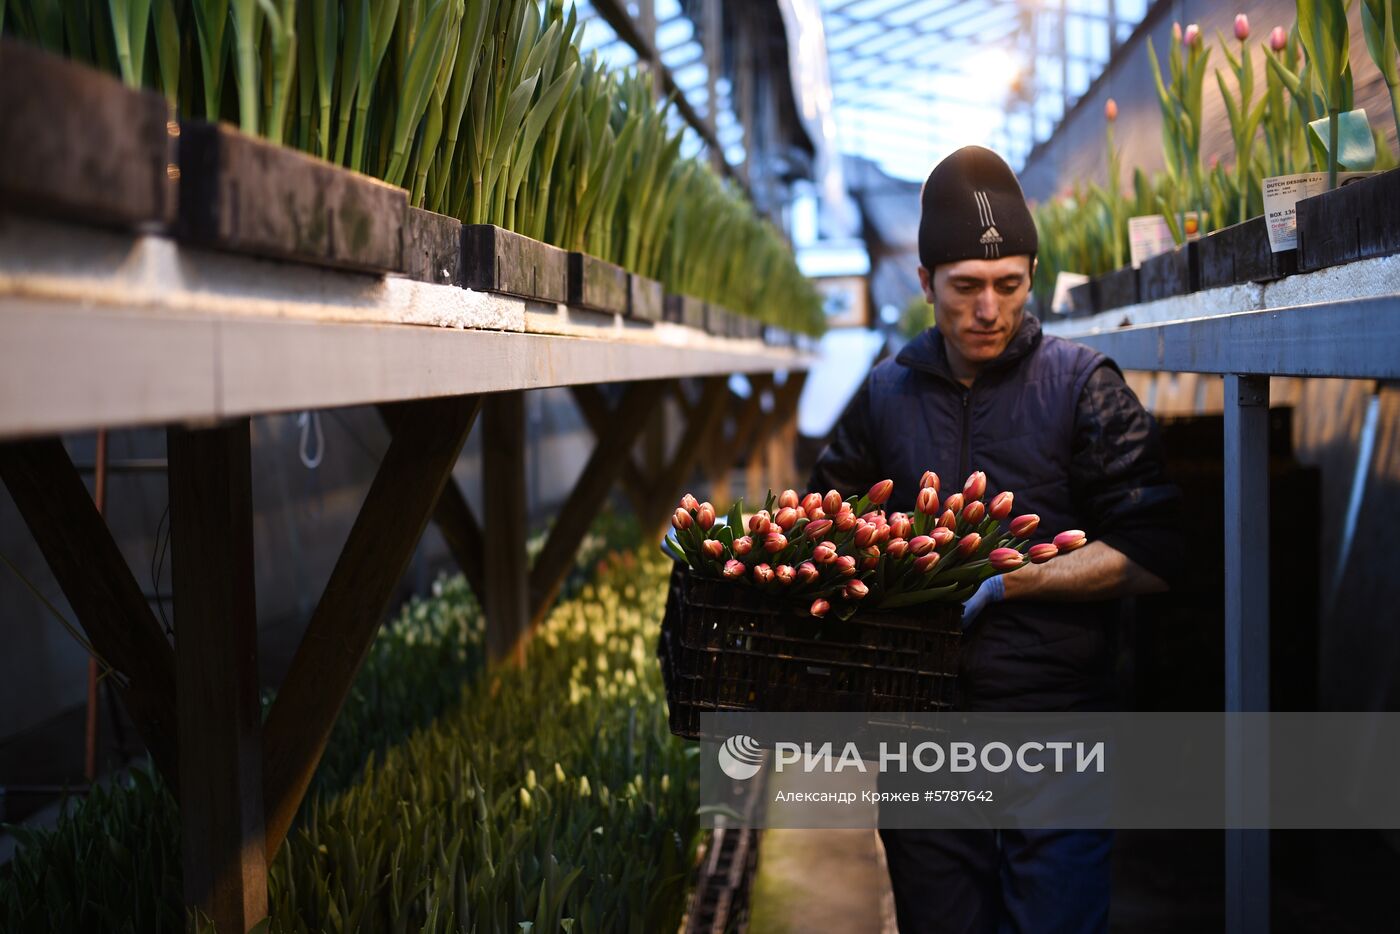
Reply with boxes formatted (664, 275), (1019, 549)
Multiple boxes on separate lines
(807, 313), (1183, 711)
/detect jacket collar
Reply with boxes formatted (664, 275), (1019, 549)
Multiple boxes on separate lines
(895, 311), (1043, 384)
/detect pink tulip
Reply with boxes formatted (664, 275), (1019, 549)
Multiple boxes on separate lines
(863, 511), (887, 528)
(1269, 26), (1287, 52)
(1009, 514), (1040, 538)
(723, 559), (746, 579)
(844, 579), (869, 600)
(797, 561), (820, 584)
(989, 491), (1014, 520)
(775, 507), (798, 530)
(1234, 14), (1249, 41)
(962, 471), (986, 502)
(874, 525), (892, 546)
(702, 539), (725, 560)
(672, 508), (693, 530)
(938, 510), (957, 529)
(807, 506), (826, 521)
(860, 554), (879, 572)
(732, 535), (753, 556)
(779, 489), (799, 509)
(1184, 23), (1200, 47)
(914, 552), (940, 574)
(916, 487), (939, 516)
(776, 564), (796, 586)
(989, 547), (1024, 571)
(867, 479), (894, 505)
(854, 522), (876, 548)
(835, 555), (857, 577)
(795, 506), (807, 520)
(956, 532), (982, 558)
(753, 563), (775, 584)
(805, 518), (833, 540)
(1053, 529), (1087, 552)
(962, 500), (986, 526)
(824, 490), (844, 514)
(943, 493), (965, 515)
(1105, 98), (1118, 122)
(930, 527), (955, 548)
(1172, 21), (1182, 43)
(909, 535), (934, 556)
(886, 538), (909, 559)
(890, 515), (913, 539)
(801, 492), (822, 514)
(834, 510), (857, 532)
(764, 531), (787, 553)
(749, 511), (771, 536)
(697, 502), (716, 530)
(1028, 543), (1058, 564)
(813, 541), (838, 564)
(810, 598), (830, 618)
(680, 493), (699, 512)
(919, 470), (939, 491)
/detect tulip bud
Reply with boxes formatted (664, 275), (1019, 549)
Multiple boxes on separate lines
(943, 493), (965, 515)
(805, 518), (833, 540)
(810, 598), (830, 618)
(890, 515), (913, 539)
(776, 564), (796, 586)
(1184, 23), (1200, 47)
(835, 555), (857, 577)
(867, 479), (894, 505)
(930, 527), (955, 548)
(807, 506), (826, 521)
(915, 487), (938, 515)
(749, 511), (771, 535)
(797, 561), (820, 584)
(775, 507), (798, 531)
(989, 547), (1024, 571)
(962, 471), (986, 502)
(860, 554), (879, 572)
(779, 489), (799, 509)
(834, 510), (857, 532)
(796, 506), (807, 520)
(909, 535), (934, 556)
(1028, 542), (1059, 564)
(938, 509), (957, 529)
(962, 500), (986, 526)
(813, 541), (838, 564)
(680, 493), (699, 512)
(1105, 98), (1118, 122)
(1269, 25), (1287, 52)
(732, 535), (753, 556)
(956, 532), (982, 558)
(723, 559), (746, 579)
(697, 502), (716, 530)
(702, 539), (725, 560)
(801, 492), (823, 514)
(854, 522), (876, 548)
(919, 470), (939, 491)
(1172, 21), (1182, 43)
(887, 538), (910, 559)
(824, 490), (844, 514)
(764, 531), (788, 553)
(1009, 514), (1040, 538)
(844, 579), (869, 600)
(1234, 13), (1249, 41)
(989, 491), (1014, 520)
(753, 563), (775, 584)
(914, 552), (940, 574)
(672, 508), (693, 530)
(1053, 529), (1087, 553)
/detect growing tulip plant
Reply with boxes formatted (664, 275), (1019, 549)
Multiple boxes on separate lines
(662, 472), (1086, 621)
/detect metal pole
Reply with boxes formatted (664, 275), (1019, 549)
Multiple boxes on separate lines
(705, 0), (723, 173)
(1223, 373), (1270, 934)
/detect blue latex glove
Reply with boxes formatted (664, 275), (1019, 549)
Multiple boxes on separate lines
(960, 575), (1005, 629)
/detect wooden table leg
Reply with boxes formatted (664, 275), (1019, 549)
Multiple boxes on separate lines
(483, 391), (529, 666)
(167, 418), (267, 932)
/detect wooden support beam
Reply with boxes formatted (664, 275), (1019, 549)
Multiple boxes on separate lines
(261, 395), (480, 857)
(379, 404), (485, 598)
(167, 419), (266, 932)
(0, 438), (178, 787)
(528, 380), (673, 626)
(570, 384), (651, 518)
(744, 371), (807, 500)
(646, 376), (731, 531)
(482, 391), (529, 667)
(705, 373), (771, 506)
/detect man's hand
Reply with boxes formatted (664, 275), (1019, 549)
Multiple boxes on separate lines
(960, 575), (1005, 629)
(1000, 540), (1168, 602)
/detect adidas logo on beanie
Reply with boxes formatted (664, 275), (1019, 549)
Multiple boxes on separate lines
(918, 146), (1036, 268)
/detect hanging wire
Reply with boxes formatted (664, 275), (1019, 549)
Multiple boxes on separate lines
(297, 410), (325, 469)
(150, 502), (174, 639)
(0, 550), (127, 689)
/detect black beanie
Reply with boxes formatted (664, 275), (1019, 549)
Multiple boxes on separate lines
(918, 146), (1037, 269)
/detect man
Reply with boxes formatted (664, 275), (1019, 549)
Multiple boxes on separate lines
(806, 146), (1183, 932)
